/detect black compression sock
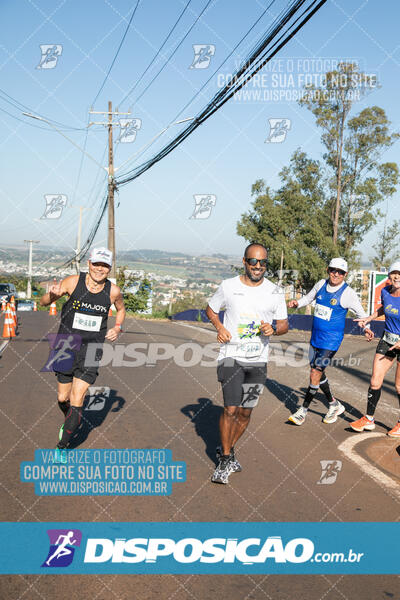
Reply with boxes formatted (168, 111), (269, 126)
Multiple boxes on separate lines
(58, 406), (81, 448)
(366, 387), (381, 416)
(58, 400), (70, 416)
(319, 377), (334, 403)
(303, 384), (319, 408)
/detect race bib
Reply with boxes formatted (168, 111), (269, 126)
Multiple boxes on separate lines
(73, 312), (102, 332)
(236, 340), (263, 359)
(314, 304), (332, 321)
(383, 330), (400, 346)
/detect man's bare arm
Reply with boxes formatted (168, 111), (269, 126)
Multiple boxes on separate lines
(40, 275), (77, 306)
(105, 286), (126, 342)
(206, 305), (231, 343)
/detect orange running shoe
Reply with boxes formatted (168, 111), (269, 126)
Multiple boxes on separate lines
(387, 422), (400, 437)
(350, 416), (375, 432)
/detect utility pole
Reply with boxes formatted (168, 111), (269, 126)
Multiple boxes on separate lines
(24, 110), (193, 283)
(278, 249), (284, 285)
(108, 100), (116, 280)
(24, 240), (39, 298)
(168, 288), (174, 316)
(89, 103), (131, 282)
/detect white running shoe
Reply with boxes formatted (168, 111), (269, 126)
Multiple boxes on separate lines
(323, 400), (345, 424)
(288, 407), (307, 426)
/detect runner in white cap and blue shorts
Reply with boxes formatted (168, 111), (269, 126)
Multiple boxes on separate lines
(351, 260), (400, 437)
(287, 258), (373, 426)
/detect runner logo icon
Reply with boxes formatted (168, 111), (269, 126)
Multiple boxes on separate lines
(189, 44), (215, 69)
(42, 529), (82, 567)
(41, 334), (82, 372)
(317, 460), (342, 485)
(36, 45), (63, 69)
(265, 118), (291, 143)
(190, 194), (216, 219)
(40, 194), (67, 219)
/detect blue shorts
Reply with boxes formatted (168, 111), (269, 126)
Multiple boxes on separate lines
(309, 346), (337, 372)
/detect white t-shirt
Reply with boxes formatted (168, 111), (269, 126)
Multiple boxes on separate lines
(208, 275), (288, 363)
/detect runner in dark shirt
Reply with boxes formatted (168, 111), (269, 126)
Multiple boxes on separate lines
(40, 248), (125, 458)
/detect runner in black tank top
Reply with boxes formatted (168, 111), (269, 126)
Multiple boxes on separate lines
(58, 272), (111, 342)
(55, 272), (112, 384)
(40, 248), (126, 461)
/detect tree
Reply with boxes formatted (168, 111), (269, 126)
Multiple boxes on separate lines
(0, 275), (28, 292)
(237, 150), (337, 290)
(170, 291), (207, 314)
(299, 62), (399, 247)
(372, 216), (400, 270)
(117, 266), (151, 313)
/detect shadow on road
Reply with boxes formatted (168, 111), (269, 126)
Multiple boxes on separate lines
(334, 362), (396, 396)
(181, 398), (221, 465)
(68, 388), (125, 449)
(265, 378), (390, 428)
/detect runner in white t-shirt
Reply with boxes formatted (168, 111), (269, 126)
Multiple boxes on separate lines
(206, 243), (288, 484)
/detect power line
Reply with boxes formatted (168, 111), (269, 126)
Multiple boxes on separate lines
(70, 117), (90, 209)
(119, 0), (278, 174)
(125, 0), (214, 109)
(116, 0), (327, 187)
(118, 0), (193, 107)
(0, 87), (86, 131)
(92, 0), (141, 107)
(58, 0), (328, 268)
(0, 105), (60, 131)
(57, 187), (109, 269)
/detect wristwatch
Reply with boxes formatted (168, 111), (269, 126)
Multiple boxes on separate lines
(271, 323), (277, 335)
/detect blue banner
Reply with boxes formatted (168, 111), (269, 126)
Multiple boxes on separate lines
(0, 522), (397, 574)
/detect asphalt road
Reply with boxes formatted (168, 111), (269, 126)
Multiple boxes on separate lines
(0, 311), (399, 599)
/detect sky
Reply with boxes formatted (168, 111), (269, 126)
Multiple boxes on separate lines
(1, 0), (399, 265)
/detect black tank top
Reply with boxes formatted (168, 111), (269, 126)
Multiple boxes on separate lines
(58, 272), (112, 343)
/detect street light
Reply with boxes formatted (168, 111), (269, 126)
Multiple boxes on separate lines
(22, 113), (107, 171)
(23, 112), (194, 174)
(24, 240), (39, 298)
(114, 117), (194, 174)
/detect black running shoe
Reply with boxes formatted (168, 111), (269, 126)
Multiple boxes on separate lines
(216, 446), (242, 473)
(211, 455), (233, 484)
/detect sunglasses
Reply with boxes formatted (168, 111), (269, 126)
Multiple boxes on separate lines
(328, 267), (346, 275)
(245, 258), (268, 267)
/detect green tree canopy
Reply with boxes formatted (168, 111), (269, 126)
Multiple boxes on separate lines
(237, 151), (337, 290)
(117, 266), (151, 313)
(237, 63), (399, 289)
(299, 63), (399, 248)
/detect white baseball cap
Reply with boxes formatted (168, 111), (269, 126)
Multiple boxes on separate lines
(89, 247), (113, 267)
(388, 260), (400, 274)
(328, 257), (348, 272)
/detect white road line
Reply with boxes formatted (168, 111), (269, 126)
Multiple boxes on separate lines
(0, 340), (10, 355)
(172, 321), (215, 336)
(338, 433), (400, 500)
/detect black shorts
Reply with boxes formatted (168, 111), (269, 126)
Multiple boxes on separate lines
(54, 344), (103, 385)
(217, 359), (267, 408)
(376, 337), (400, 362)
(309, 346), (337, 372)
